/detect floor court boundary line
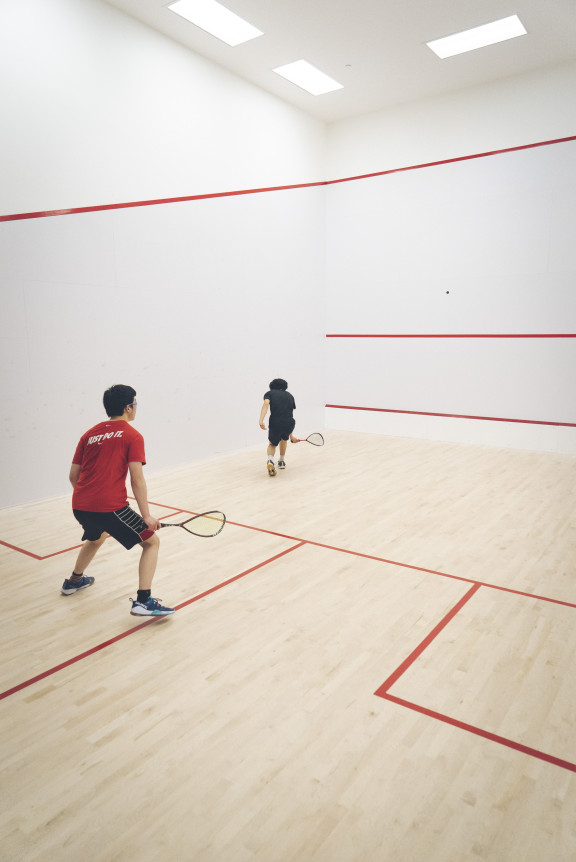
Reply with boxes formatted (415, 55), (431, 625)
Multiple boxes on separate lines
(0, 541), (305, 702)
(374, 583), (576, 773)
(374, 583), (482, 696)
(0, 506), (187, 560)
(381, 694), (576, 773)
(3, 502), (575, 610)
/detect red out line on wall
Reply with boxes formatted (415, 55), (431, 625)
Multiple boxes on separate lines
(326, 333), (576, 338)
(325, 404), (576, 428)
(1, 135), (575, 222)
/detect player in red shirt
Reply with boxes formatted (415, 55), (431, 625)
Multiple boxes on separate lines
(62, 384), (174, 616)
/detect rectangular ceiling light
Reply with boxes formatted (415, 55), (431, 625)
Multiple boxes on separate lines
(167, 0), (263, 47)
(427, 15), (527, 59)
(273, 60), (343, 96)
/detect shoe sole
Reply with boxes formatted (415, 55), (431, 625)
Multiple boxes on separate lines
(267, 465), (276, 476)
(61, 581), (94, 595)
(130, 608), (175, 616)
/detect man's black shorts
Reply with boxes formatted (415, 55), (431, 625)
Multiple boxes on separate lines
(268, 419), (296, 446)
(73, 505), (153, 550)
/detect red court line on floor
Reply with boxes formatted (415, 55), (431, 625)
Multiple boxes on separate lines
(374, 583), (576, 773)
(174, 541), (305, 611)
(0, 541), (305, 702)
(382, 694), (576, 773)
(2, 136), (574, 222)
(220, 522), (576, 610)
(325, 404), (576, 428)
(0, 506), (186, 560)
(374, 583), (482, 696)
(3, 507), (575, 610)
(0, 617), (162, 701)
(0, 539), (43, 560)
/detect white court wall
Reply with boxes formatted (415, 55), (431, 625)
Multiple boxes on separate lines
(1, 0), (576, 509)
(326, 62), (576, 181)
(0, 187), (327, 509)
(0, 0), (326, 509)
(0, 0), (326, 214)
(324, 66), (576, 452)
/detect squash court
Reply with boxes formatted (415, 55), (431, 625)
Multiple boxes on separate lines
(1, 429), (575, 862)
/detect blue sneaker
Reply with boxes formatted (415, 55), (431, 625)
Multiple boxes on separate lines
(130, 597), (175, 616)
(61, 576), (95, 595)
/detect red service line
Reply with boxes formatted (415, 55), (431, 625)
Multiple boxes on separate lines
(0, 506), (186, 560)
(374, 584), (576, 773)
(0, 540), (305, 702)
(375, 583), (481, 695)
(3, 504), (576, 611)
(325, 404), (576, 428)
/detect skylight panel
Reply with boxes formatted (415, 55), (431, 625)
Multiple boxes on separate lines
(168, 0), (263, 47)
(427, 15), (527, 59)
(272, 60), (343, 96)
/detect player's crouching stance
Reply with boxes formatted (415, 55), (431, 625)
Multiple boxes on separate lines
(62, 384), (174, 617)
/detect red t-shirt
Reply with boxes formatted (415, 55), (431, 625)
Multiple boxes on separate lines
(72, 420), (146, 512)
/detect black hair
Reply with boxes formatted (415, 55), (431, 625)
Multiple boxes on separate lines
(269, 378), (288, 391)
(103, 384), (136, 418)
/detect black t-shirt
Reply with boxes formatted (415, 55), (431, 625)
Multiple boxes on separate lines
(264, 390), (296, 425)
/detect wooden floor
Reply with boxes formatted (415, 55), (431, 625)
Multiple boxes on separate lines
(1, 430), (576, 862)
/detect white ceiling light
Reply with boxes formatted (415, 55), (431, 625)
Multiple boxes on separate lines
(167, 0), (263, 47)
(426, 15), (527, 59)
(273, 60), (343, 96)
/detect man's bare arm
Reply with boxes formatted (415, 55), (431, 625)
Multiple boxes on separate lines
(128, 462), (160, 531)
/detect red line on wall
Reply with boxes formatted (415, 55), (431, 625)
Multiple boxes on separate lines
(381, 693), (576, 773)
(375, 583), (481, 696)
(0, 181), (324, 222)
(326, 333), (576, 338)
(1, 136), (575, 222)
(325, 404), (576, 428)
(326, 135), (576, 187)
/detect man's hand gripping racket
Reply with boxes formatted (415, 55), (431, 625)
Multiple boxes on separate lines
(291, 433), (324, 446)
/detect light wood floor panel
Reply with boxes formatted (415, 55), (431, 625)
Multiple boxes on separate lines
(389, 586), (576, 761)
(1, 431), (575, 861)
(148, 431), (576, 601)
(0, 525), (299, 693)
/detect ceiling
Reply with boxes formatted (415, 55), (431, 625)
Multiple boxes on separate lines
(104, 0), (576, 123)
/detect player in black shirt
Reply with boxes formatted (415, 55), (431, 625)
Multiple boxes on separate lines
(259, 378), (299, 476)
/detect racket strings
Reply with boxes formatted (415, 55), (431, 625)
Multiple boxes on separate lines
(307, 433), (324, 446)
(182, 512), (226, 536)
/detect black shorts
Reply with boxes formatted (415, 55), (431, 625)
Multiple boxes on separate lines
(73, 505), (154, 550)
(268, 419), (295, 447)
